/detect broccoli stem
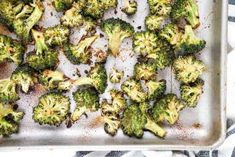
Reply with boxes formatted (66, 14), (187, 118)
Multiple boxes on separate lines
(144, 119), (166, 137)
(74, 77), (93, 86)
(71, 106), (87, 122)
(108, 34), (122, 57)
(32, 29), (48, 55)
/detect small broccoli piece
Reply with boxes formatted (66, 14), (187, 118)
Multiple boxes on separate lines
(82, 16), (97, 32)
(109, 68), (124, 83)
(103, 112), (120, 136)
(100, 0), (118, 10)
(70, 85), (99, 123)
(44, 25), (70, 47)
(121, 78), (146, 103)
(134, 60), (157, 80)
(0, 102), (24, 137)
(146, 79), (166, 100)
(159, 23), (182, 45)
(0, 79), (19, 103)
(180, 79), (204, 107)
(173, 55), (205, 83)
(64, 35), (98, 64)
(52, 0), (74, 12)
(94, 49), (108, 63)
(133, 31), (158, 56)
(74, 63), (107, 93)
(176, 25), (206, 55)
(33, 93), (70, 126)
(170, 0), (200, 29)
(0, 34), (25, 65)
(11, 65), (37, 93)
(152, 94), (185, 125)
(82, 0), (104, 19)
(121, 103), (166, 138)
(101, 18), (134, 57)
(147, 0), (172, 16)
(145, 15), (164, 32)
(39, 70), (72, 92)
(121, 0), (137, 16)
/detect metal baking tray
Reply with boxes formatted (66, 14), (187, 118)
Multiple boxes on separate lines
(0, 0), (227, 150)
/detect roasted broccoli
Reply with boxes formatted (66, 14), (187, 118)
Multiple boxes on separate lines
(134, 60), (157, 80)
(145, 79), (166, 100)
(109, 68), (124, 83)
(11, 65), (37, 93)
(0, 102), (24, 136)
(147, 0), (172, 16)
(121, 0), (137, 16)
(121, 78), (146, 102)
(94, 49), (108, 63)
(159, 23), (182, 45)
(39, 70), (73, 92)
(133, 31), (158, 56)
(74, 63), (107, 93)
(44, 25), (70, 47)
(64, 35), (98, 64)
(70, 85), (99, 123)
(173, 55), (205, 83)
(121, 103), (166, 138)
(102, 111), (120, 136)
(0, 34), (25, 65)
(82, 0), (106, 19)
(33, 93), (70, 126)
(101, 18), (134, 57)
(180, 79), (204, 107)
(0, 79), (19, 103)
(170, 0), (200, 29)
(100, 0), (118, 10)
(52, 0), (74, 12)
(145, 15), (164, 32)
(176, 25), (206, 55)
(152, 94), (185, 125)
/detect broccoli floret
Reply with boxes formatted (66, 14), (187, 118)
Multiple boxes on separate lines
(44, 25), (70, 47)
(152, 94), (185, 125)
(82, 16), (97, 32)
(64, 35), (98, 64)
(100, 0), (118, 10)
(109, 68), (124, 83)
(39, 70), (72, 92)
(121, 78), (146, 103)
(173, 55), (205, 83)
(121, 0), (137, 16)
(11, 65), (37, 93)
(94, 49), (108, 63)
(176, 25), (206, 55)
(103, 112), (120, 136)
(70, 85), (99, 123)
(52, 0), (74, 12)
(145, 15), (164, 32)
(0, 102), (24, 137)
(121, 103), (166, 138)
(134, 60), (157, 80)
(74, 63), (107, 93)
(33, 93), (70, 126)
(180, 79), (204, 107)
(0, 79), (19, 103)
(133, 31), (158, 56)
(170, 0), (200, 29)
(159, 23), (182, 45)
(0, 34), (25, 65)
(82, 0), (104, 19)
(101, 18), (134, 57)
(147, 0), (172, 16)
(146, 79), (166, 100)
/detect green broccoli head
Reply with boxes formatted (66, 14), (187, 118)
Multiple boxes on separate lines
(100, 0), (118, 10)
(170, 0), (200, 29)
(52, 0), (74, 12)
(145, 15), (164, 32)
(101, 18), (134, 57)
(44, 25), (70, 47)
(134, 60), (157, 80)
(173, 55), (205, 83)
(11, 65), (37, 93)
(180, 79), (204, 107)
(82, 0), (105, 19)
(0, 79), (19, 103)
(176, 25), (206, 55)
(133, 31), (158, 56)
(64, 35), (98, 64)
(0, 34), (25, 65)
(146, 79), (166, 100)
(159, 23), (182, 45)
(71, 85), (99, 123)
(103, 112), (120, 136)
(152, 94), (185, 125)
(33, 93), (70, 126)
(121, 0), (137, 16)
(109, 68), (124, 83)
(147, 0), (172, 16)
(121, 78), (147, 103)
(74, 63), (108, 93)
(0, 102), (24, 137)
(39, 70), (72, 92)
